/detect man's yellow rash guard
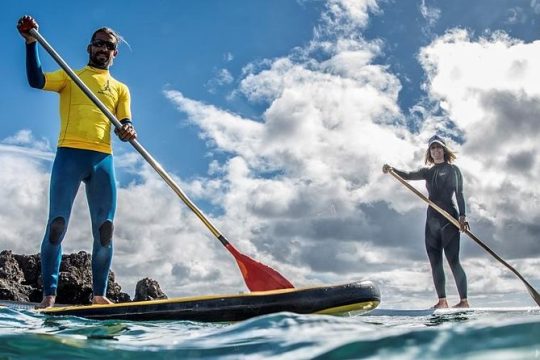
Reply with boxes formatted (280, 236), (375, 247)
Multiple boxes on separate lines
(43, 67), (131, 154)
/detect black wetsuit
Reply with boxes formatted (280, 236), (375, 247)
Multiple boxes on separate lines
(394, 162), (467, 299)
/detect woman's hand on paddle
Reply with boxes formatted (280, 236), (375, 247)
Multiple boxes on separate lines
(458, 215), (470, 232)
(382, 164), (392, 174)
(17, 15), (38, 44)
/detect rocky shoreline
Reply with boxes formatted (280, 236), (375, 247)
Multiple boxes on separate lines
(0, 250), (167, 305)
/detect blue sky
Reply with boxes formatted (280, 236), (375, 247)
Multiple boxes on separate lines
(2, 0), (540, 309)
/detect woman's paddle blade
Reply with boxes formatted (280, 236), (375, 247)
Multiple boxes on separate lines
(526, 285), (540, 306)
(225, 243), (294, 291)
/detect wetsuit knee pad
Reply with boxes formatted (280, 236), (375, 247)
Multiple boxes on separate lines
(48, 217), (66, 245)
(99, 221), (114, 246)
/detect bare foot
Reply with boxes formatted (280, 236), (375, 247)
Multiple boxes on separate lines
(35, 295), (56, 309)
(92, 296), (114, 305)
(433, 299), (449, 309)
(452, 299), (470, 308)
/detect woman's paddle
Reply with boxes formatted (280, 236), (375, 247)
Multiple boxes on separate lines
(23, 24), (294, 292)
(387, 168), (540, 306)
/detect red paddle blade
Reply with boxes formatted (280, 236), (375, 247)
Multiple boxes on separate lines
(225, 243), (294, 291)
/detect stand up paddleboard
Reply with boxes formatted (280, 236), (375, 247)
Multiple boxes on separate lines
(1, 280), (380, 322)
(366, 307), (540, 317)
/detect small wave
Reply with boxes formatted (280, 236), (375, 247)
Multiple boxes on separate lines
(312, 315), (540, 359)
(0, 307), (539, 359)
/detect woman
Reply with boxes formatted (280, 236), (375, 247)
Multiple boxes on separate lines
(383, 135), (470, 308)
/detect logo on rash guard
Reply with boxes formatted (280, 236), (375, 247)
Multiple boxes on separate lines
(98, 80), (113, 98)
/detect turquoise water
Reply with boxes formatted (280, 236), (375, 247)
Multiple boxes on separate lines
(0, 306), (539, 359)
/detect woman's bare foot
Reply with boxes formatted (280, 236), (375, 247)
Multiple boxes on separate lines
(35, 295), (56, 309)
(433, 298), (449, 309)
(92, 296), (113, 305)
(452, 299), (470, 308)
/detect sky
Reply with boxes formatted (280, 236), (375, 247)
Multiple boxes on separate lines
(2, 0), (540, 309)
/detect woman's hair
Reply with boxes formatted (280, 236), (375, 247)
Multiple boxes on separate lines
(424, 144), (457, 164)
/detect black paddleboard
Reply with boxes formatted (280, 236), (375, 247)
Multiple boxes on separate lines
(1, 280), (380, 322)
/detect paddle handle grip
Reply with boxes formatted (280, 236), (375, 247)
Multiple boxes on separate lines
(29, 28), (223, 240)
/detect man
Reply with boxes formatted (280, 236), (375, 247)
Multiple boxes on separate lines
(17, 16), (137, 308)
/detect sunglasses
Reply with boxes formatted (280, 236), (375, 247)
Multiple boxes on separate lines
(91, 39), (117, 51)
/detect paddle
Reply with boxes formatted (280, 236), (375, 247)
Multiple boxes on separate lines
(22, 23), (294, 292)
(386, 168), (540, 306)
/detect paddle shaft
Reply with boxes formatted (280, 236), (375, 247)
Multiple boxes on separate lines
(388, 169), (540, 306)
(29, 28), (231, 245)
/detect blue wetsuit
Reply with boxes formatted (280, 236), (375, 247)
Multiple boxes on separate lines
(394, 162), (468, 299)
(42, 148), (116, 296)
(25, 42), (126, 297)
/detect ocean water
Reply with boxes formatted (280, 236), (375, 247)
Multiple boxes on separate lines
(0, 306), (539, 359)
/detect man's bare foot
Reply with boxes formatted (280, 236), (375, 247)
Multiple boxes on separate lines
(452, 299), (470, 308)
(92, 296), (113, 305)
(35, 295), (56, 309)
(433, 299), (449, 309)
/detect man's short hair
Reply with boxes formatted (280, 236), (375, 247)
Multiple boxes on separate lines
(91, 27), (121, 45)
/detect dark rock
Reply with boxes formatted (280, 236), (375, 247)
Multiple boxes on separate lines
(107, 272), (132, 303)
(0, 278), (33, 302)
(0, 250), (24, 283)
(0, 250), (142, 305)
(134, 277), (168, 301)
(13, 253), (40, 285)
(55, 251), (94, 304)
(11, 252), (43, 302)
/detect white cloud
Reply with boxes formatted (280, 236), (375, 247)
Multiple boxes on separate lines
(0, 148), (51, 253)
(224, 52), (234, 62)
(160, 1), (439, 300)
(419, 0), (441, 29)
(111, 155), (244, 296)
(505, 7), (527, 25)
(2, 129), (51, 152)
(419, 29), (540, 254)
(206, 68), (234, 94)
(532, 0), (540, 14)
(317, 0), (379, 37)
